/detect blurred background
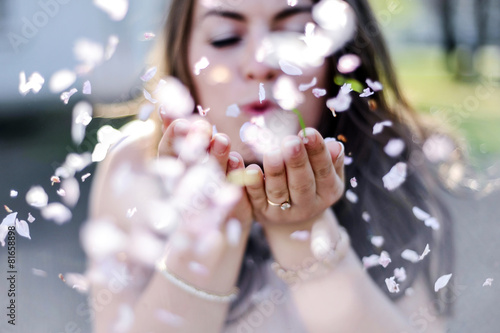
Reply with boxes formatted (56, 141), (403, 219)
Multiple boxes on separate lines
(0, 0), (499, 332)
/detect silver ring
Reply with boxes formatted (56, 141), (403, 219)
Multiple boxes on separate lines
(267, 198), (291, 210)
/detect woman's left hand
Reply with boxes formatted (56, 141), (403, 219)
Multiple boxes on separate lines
(245, 127), (345, 228)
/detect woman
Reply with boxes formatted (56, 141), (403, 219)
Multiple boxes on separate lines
(87, 0), (453, 332)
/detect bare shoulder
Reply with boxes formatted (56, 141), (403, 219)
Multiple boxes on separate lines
(89, 119), (158, 223)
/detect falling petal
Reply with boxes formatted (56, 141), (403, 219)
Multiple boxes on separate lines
(372, 120), (393, 135)
(312, 88), (327, 98)
(41, 203), (72, 225)
(64, 273), (90, 293)
(81, 173), (91, 182)
(138, 103), (155, 121)
(60, 88), (78, 104)
(290, 230), (310, 241)
(83, 80), (91, 94)
(384, 138), (405, 157)
(370, 235), (384, 247)
(2, 212), (17, 227)
(32, 268), (47, 277)
(345, 189), (358, 203)
(378, 251), (391, 268)
(350, 177), (357, 188)
(382, 162), (407, 191)
(0, 226), (8, 247)
(359, 88), (374, 98)
(366, 78), (383, 91)
(197, 105), (210, 116)
(394, 267), (407, 282)
(419, 244), (431, 261)
(337, 54), (361, 74)
(424, 217), (440, 230)
(362, 254), (380, 269)
(27, 213), (35, 223)
(143, 32), (156, 40)
(226, 218), (242, 246)
(10, 190), (18, 198)
(61, 177), (80, 208)
(57, 189), (66, 197)
(4, 205), (12, 213)
(412, 206), (430, 220)
(401, 249), (420, 263)
(155, 309), (184, 327)
(385, 276), (400, 293)
(273, 75), (304, 110)
(279, 59), (303, 76)
(483, 278), (493, 287)
(126, 207), (137, 218)
(259, 83), (265, 103)
(288, 0), (298, 6)
(226, 104), (241, 118)
(104, 35), (119, 60)
(51, 176), (61, 185)
(143, 89), (157, 104)
(72, 101), (93, 145)
(434, 274), (452, 292)
(93, 0), (128, 21)
(194, 57), (209, 75)
(141, 66), (157, 82)
(26, 186), (48, 208)
(188, 261), (209, 276)
(344, 155), (353, 165)
(49, 69), (76, 93)
(15, 219), (31, 239)
(155, 77), (195, 118)
(19, 71), (45, 95)
(423, 134), (455, 163)
(362, 211), (371, 222)
(299, 77), (317, 91)
(326, 92), (351, 113)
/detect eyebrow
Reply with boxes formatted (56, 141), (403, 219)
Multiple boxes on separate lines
(202, 5), (313, 23)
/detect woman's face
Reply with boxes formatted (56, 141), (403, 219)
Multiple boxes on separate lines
(188, 0), (328, 161)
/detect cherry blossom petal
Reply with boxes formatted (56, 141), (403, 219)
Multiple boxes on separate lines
(197, 105), (210, 116)
(290, 230), (310, 241)
(424, 217), (440, 230)
(312, 88), (326, 98)
(57, 189), (66, 197)
(64, 273), (90, 293)
(41, 203), (72, 225)
(93, 0), (128, 21)
(382, 162), (407, 191)
(49, 69), (76, 93)
(2, 212), (17, 227)
(299, 77), (317, 91)
(483, 278), (493, 287)
(337, 54), (361, 74)
(74, 39), (104, 69)
(423, 134), (455, 163)
(345, 189), (358, 203)
(15, 219), (31, 239)
(143, 32), (156, 40)
(370, 235), (384, 248)
(27, 213), (35, 223)
(434, 274), (452, 292)
(226, 104), (241, 118)
(273, 75), (304, 110)
(72, 101), (93, 145)
(155, 77), (195, 118)
(226, 218), (242, 247)
(81, 219), (127, 259)
(384, 138), (405, 157)
(385, 276), (400, 293)
(412, 206), (430, 220)
(359, 88), (374, 98)
(138, 103), (155, 121)
(362, 254), (380, 268)
(379, 251), (391, 268)
(279, 59), (303, 76)
(19, 71), (45, 95)
(60, 88), (78, 105)
(83, 80), (92, 94)
(81, 173), (91, 182)
(372, 120), (393, 135)
(104, 35), (119, 60)
(26, 186), (48, 208)
(140, 66), (157, 82)
(401, 249), (420, 263)
(350, 177), (357, 188)
(143, 89), (157, 104)
(366, 78), (383, 91)
(394, 267), (407, 282)
(61, 177), (80, 208)
(362, 211), (371, 222)
(194, 57), (209, 75)
(344, 155), (353, 165)
(419, 244), (431, 261)
(10, 190), (18, 198)
(32, 268), (47, 277)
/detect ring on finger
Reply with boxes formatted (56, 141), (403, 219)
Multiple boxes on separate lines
(267, 198), (292, 211)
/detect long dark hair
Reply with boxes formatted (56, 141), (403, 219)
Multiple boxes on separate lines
(162, 0), (454, 319)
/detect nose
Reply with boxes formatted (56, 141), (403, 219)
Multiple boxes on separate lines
(242, 34), (279, 81)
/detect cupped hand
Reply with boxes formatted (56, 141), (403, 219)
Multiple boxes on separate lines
(245, 127), (345, 227)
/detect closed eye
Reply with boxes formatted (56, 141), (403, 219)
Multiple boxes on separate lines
(211, 36), (241, 48)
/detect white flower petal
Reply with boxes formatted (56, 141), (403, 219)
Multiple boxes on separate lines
(483, 278), (493, 287)
(345, 189), (358, 203)
(278, 59), (303, 76)
(384, 139), (405, 157)
(419, 244), (431, 261)
(385, 276), (400, 293)
(41, 203), (72, 225)
(290, 230), (310, 241)
(93, 0), (128, 21)
(337, 54), (361, 74)
(382, 162), (407, 191)
(193, 57), (209, 75)
(401, 249), (420, 263)
(226, 218), (242, 247)
(15, 219), (31, 239)
(359, 88), (374, 98)
(372, 120), (393, 135)
(226, 104), (241, 117)
(49, 69), (76, 93)
(299, 77), (317, 91)
(2, 212), (18, 227)
(312, 88), (327, 98)
(366, 78), (383, 91)
(434, 273), (452, 292)
(378, 251), (391, 268)
(83, 80), (92, 94)
(370, 235), (384, 248)
(412, 206), (430, 220)
(394, 267), (407, 282)
(26, 186), (48, 208)
(140, 66), (157, 82)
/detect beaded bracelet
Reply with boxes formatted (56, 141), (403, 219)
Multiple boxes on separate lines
(156, 260), (239, 303)
(271, 227), (350, 285)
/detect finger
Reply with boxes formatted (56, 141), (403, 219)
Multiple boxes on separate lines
(299, 128), (337, 202)
(209, 133), (230, 173)
(227, 151), (244, 173)
(244, 164), (266, 210)
(158, 118), (190, 157)
(262, 147), (290, 207)
(325, 138), (345, 183)
(281, 135), (315, 205)
(178, 120), (213, 163)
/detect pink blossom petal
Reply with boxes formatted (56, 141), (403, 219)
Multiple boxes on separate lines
(140, 66), (157, 82)
(83, 80), (91, 94)
(434, 273), (452, 292)
(0, 226), (9, 247)
(412, 206), (430, 220)
(57, 189), (66, 197)
(394, 267), (407, 282)
(385, 276), (400, 293)
(27, 213), (35, 223)
(104, 35), (119, 60)
(93, 0), (128, 21)
(197, 105), (210, 116)
(370, 235), (384, 247)
(60, 88), (78, 104)
(273, 76), (304, 110)
(372, 120), (392, 135)
(378, 251), (391, 268)
(155, 77), (195, 118)
(382, 162), (407, 191)
(312, 88), (327, 98)
(81, 173), (91, 182)
(226, 104), (241, 117)
(290, 230), (310, 241)
(41, 203), (72, 225)
(278, 59), (303, 76)
(419, 244), (431, 261)
(337, 54), (361, 74)
(143, 32), (156, 40)
(344, 155), (353, 165)
(424, 217), (440, 230)
(423, 134), (455, 163)
(19, 71), (45, 95)
(483, 278), (493, 287)
(64, 273), (90, 293)
(401, 249), (420, 263)
(26, 186), (48, 208)
(138, 103), (155, 121)
(362, 254), (380, 268)
(345, 189), (358, 203)
(2, 212), (17, 227)
(194, 57), (209, 75)
(49, 69), (76, 93)
(143, 89), (157, 104)
(362, 211), (371, 222)
(72, 101), (93, 145)
(366, 78), (383, 91)
(10, 190), (18, 198)
(384, 138), (405, 157)
(350, 177), (357, 188)
(226, 218), (242, 246)
(299, 77), (317, 91)
(359, 88), (374, 98)
(61, 177), (80, 208)
(15, 219), (31, 239)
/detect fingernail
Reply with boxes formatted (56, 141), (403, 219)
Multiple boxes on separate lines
(335, 142), (345, 163)
(264, 148), (282, 166)
(324, 137), (337, 143)
(213, 134), (229, 154)
(174, 121), (189, 135)
(302, 128), (317, 145)
(228, 154), (240, 168)
(284, 137), (301, 155)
